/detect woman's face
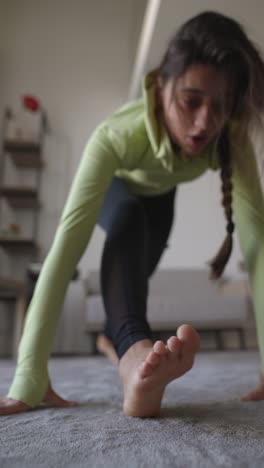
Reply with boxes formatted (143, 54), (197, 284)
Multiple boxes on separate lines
(159, 63), (232, 155)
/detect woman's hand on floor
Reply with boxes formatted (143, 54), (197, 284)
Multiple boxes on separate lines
(0, 383), (79, 415)
(240, 372), (264, 401)
(42, 383), (79, 408)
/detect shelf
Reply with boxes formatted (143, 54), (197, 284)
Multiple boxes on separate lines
(0, 237), (38, 253)
(0, 291), (19, 301)
(0, 186), (40, 209)
(4, 139), (41, 153)
(4, 139), (43, 168)
(0, 276), (26, 299)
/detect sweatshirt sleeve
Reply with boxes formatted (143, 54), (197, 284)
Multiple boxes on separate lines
(232, 134), (264, 369)
(8, 125), (121, 407)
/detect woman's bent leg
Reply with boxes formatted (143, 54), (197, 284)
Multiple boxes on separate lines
(100, 197), (152, 359)
(98, 180), (200, 417)
(98, 178), (177, 359)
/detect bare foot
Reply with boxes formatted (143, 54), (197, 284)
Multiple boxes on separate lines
(119, 324), (200, 417)
(0, 384), (79, 416)
(96, 334), (119, 365)
(240, 372), (264, 401)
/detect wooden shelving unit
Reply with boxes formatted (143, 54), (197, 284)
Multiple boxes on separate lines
(0, 275), (27, 357)
(4, 140), (43, 168)
(4, 140), (40, 152)
(0, 186), (40, 209)
(0, 237), (37, 250)
(0, 109), (44, 259)
(0, 108), (45, 357)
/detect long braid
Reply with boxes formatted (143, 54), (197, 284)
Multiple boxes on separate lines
(208, 126), (235, 279)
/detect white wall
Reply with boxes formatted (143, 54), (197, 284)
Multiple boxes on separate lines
(0, 0), (147, 355)
(0, 0), (263, 282)
(0, 0), (146, 279)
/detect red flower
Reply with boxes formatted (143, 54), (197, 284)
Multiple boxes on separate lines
(23, 95), (41, 112)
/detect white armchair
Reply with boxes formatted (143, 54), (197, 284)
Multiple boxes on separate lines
(84, 268), (252, 352)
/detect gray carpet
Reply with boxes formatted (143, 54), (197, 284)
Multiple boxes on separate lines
(1, 351), (264, 468)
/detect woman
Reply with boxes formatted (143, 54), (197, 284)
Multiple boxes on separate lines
(1, 10), (264, 417)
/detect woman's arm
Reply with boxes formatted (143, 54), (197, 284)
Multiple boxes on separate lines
(7, 125), (121, 407)
(232, 134), (264, 371)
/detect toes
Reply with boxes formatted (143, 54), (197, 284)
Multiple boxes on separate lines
(167, 336), (182, 354)
(177, 324), (200, 352)
(153, 340), (168, 356)
(240, 394), (251, 402)
(140, 347), (165, 379)
(240, 393), (254, 402)
(140, 360), (155, 378)
(43, 386), (79, 407)
(43, 397), (79, 408)
(146, 350), (161, 368)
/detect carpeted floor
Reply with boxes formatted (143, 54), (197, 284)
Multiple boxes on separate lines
(1, 351), (264, 468)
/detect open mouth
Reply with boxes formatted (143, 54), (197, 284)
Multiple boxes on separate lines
(191, 134), (207, 142)
(188, 134), (208, 150)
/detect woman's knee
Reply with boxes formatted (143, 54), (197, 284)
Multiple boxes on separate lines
(106, 200), (147, 241)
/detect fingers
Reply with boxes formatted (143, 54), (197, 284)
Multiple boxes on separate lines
(240, 389), (264, 401)
(0, 397), (30, 416)
(43, 384), (79, 407)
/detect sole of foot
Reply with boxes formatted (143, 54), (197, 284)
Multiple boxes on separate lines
(119, 324), (200, 418)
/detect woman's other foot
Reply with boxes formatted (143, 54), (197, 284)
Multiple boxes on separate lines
(119, 324), (200, 418)
(96, 334), (119, 365)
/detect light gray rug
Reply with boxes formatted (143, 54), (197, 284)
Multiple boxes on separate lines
(1, 351), (264, 468)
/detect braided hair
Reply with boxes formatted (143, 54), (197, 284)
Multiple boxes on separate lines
(158, 11), (264, 278)
(208, 126), (235, 278)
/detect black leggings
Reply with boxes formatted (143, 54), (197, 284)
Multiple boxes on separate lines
(97, 177), (176, 359)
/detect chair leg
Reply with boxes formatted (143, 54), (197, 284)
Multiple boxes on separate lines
(13, 294), (26, 359)
(90, 332), (98, 355)
(238, 328), (246, 350)
(215, 330), (224, 350)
